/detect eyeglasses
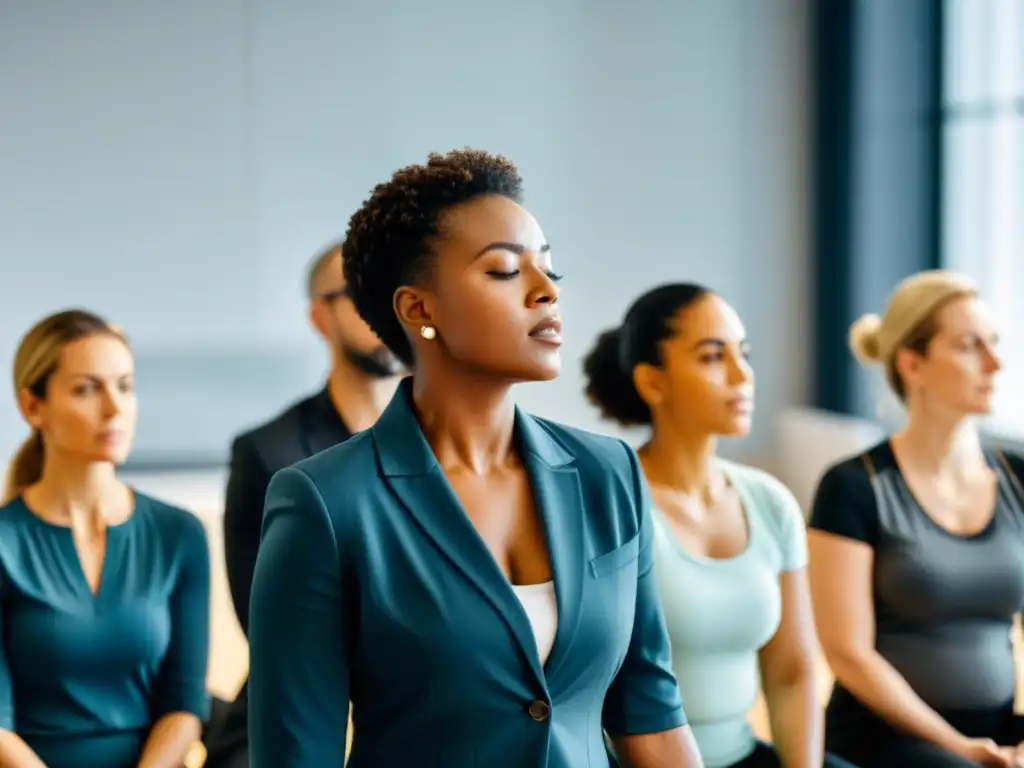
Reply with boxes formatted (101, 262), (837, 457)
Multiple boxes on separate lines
(318, 288), (349, 303)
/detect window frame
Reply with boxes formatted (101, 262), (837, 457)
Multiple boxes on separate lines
(941, 0), (1024, 435)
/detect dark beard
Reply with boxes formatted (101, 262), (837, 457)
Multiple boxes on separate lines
(343, 344), (402, 378)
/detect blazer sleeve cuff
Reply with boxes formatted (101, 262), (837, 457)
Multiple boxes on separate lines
(604, 705), (688, 736)
(152, 684), (212, 722)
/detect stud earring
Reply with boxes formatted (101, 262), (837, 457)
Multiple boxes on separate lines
(420, 325), (436, 340)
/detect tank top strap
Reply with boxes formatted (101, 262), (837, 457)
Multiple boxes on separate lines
(992, 449), (1024, 507)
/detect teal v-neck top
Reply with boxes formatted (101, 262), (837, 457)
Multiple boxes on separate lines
(0, 493), (211, 768)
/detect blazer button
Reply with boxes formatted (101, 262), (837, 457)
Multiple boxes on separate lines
(528, 699), (551, 722)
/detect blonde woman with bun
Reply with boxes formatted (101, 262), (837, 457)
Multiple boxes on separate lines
(807, 271), (1024, 767)
(0, 310), (211, 768)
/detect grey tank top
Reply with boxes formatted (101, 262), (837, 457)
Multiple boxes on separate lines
(810, 441), (1024, 710)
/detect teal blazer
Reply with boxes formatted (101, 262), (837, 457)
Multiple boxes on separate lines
(248, 380), (686, 767)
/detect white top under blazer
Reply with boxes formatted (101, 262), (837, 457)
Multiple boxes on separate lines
(511, 580), (559, 665)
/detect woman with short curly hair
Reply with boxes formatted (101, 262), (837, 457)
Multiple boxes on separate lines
(247, 149), (702, 767)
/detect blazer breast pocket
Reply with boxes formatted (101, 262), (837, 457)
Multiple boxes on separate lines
(589, 534), (640, 578)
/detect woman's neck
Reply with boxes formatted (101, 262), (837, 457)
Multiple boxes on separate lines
(895, 405), (984, 476)
(412, 369), (517, 475)
(27, 454), (126, 527)
(639, 425), (720, 498)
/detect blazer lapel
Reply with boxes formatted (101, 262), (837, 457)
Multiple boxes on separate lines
(372, 380), (546, 684)
(515, 410), (584, 684)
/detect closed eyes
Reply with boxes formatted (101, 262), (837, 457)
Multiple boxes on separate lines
(487, 270), (563, 282)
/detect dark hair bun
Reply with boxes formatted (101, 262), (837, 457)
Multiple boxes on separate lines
(582, 328), (652, 427)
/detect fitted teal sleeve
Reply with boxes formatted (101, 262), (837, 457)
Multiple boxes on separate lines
(249, 467), (350, 768)
(602, 442), (688, 736)
(151, 514), (212, 720)
(0, 571), (11, 731)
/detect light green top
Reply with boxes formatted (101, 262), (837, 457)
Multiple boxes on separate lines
(651, 459), (808, 768)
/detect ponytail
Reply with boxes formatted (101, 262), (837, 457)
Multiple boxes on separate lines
(3, 432), (44, 505)
(5, 308), (124, 506)
(582, 328), (653, 427)
(582, 283), (715, 428)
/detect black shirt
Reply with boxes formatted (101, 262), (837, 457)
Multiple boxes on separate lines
(223, 385), (350, 635)
(810, 441), (1024, 711)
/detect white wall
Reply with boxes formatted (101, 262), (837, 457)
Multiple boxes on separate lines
(0, 0), (810, 469)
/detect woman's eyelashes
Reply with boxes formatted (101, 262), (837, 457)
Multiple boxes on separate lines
(486, 269), (564, 282)
(698, 347), (752, 364)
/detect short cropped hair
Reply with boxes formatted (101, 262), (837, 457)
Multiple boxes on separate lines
(341, 148), (523, 365)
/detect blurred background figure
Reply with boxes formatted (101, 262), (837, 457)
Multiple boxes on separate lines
(584, 284), (854, 768)
(0, 310), (210, 768)
(809, 271), (1024, 768)
(202, 242), (402, 768)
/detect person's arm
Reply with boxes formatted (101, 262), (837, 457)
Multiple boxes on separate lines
(808, 464), (997, 763)
(758, 568), (820, 768)
(757, 480), (821, 768)
(605, 443), (703, 768)
(0, 732), (47, 768)
(223, 436), (273, 637)
(248, 467), (350, 768)
(137, 513), (211, 768)
(0, 573), (48, 768)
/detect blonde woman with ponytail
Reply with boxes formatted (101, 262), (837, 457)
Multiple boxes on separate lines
(807, 271), (1024, 767)
(0, 310), (211, 768)
(2, 433), (44, 506)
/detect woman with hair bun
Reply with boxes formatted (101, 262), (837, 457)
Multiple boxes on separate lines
(584, 284), (853, 768)
(808, 270), (1024, 767)
(0, 309), (211, 768)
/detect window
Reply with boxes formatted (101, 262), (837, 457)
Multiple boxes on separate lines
(942, 0), (1024, 433)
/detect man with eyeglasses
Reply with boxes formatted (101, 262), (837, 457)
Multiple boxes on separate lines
(202, 240), (403, 768)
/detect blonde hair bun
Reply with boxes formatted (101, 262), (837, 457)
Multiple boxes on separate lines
(849, 312), (884, 364)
